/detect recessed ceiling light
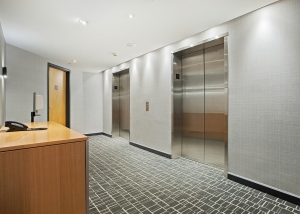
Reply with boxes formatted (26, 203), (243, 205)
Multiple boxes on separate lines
(79, 19), (88, 25)
(128, 14), (134, 18)
(73, 60), (76, 63)
(215, 36), (219, 39)
(112, 53), (118, 56)
(127, 43), (136, 47)
(190, 44), (194, 47)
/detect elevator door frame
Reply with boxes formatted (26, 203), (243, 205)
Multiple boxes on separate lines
(112, 69), (130, 141)
(171, 33), (229, 177)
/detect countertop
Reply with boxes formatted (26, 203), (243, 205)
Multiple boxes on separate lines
(0, 121), (88, 152)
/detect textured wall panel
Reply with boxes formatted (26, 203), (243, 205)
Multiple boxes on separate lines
(70, 69), (84, 133)
(103, 69), (112, 135)
(226, 0), (300, 197)
(83, 72), (103, 134)
(0, 22), (6, 127)
(6, 44), (48, 123)
(102, 0), (300, 197)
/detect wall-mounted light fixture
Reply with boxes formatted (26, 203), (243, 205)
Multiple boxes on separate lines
(2, 67), (7, 78)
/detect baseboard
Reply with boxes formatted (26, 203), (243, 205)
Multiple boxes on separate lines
(129, 141), (172, 159)
(102, 132), (112, 138)
(85, 132), (103, 136)
(84, 132), (112, 137)
(228, 173), (300, 206)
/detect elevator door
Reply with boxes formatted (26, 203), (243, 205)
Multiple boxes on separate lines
(181, 50), (205, 162)
(204, 44), (225, 169)
(112, 73), (120, 138)
(112, 70), (130, 140)
(119, 71), (130, 140)
(181, 42), (225, 169)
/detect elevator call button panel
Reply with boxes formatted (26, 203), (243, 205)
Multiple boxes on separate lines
(114, 86), (118, 89)
(176, 74), (180, 79)
(146, 102), (149, 111)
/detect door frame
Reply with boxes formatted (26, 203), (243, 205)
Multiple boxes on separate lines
(47, 63), (71, 128)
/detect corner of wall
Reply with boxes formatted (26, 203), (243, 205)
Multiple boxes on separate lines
(0, 22), (6, 127)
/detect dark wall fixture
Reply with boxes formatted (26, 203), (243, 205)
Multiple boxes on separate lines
(2, 67), (7, 78)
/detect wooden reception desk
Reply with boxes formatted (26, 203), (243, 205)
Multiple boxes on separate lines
(0, 121), (88, 214)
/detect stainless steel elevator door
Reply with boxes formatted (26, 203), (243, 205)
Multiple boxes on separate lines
(112, 70), (130, 140)
(172, 37), (227, 172)
(112, 73), (120, 138)
(204, 44), (225, 169)
(181, 50), (205, 162)
(119, 71), (130, 140)
(172, 54), (183, 157)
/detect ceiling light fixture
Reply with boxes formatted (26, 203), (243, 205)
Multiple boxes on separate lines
(73, 60), (76, 63)
(128, 14), (134, 18)
(127, 43), (136, 47)
(79, 19), (88, 25)
(190, 44), (194, 47)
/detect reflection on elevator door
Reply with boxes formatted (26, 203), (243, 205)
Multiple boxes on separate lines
(112, 69), (130, 141)
(172, 38), (228, 170)
(182, 50), (205, 163)
(204, 44), (226, 169)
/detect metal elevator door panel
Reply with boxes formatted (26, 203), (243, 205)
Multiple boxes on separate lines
(181, 50), (205, 162)
(204, 44), (225, 169)
(119, 70), (130, 140)
(112, 73), (120, 138)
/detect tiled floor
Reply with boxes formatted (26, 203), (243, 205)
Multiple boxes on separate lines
(88, 136), (300, 214)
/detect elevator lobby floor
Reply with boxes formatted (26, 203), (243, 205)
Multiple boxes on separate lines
(88, 136), (299, 214)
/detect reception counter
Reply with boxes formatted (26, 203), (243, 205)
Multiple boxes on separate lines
(0, 121), (88, 214)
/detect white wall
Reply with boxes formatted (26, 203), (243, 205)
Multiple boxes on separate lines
(5, 44), (103, 134)
(70, 68), (84, 133)
(83, 72), (103, 134)
(103, 69), (112, 135)
(6, 45), (48, 123)
(103, 0), (300, 197)
(0, 22), (6, 127)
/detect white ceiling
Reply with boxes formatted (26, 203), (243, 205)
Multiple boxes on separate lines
(0, 0), (277, 73)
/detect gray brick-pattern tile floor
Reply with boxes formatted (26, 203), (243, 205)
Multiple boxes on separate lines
(88, 136), (300, 214)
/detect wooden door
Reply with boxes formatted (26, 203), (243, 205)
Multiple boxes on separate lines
(49, 67), (66, 126)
